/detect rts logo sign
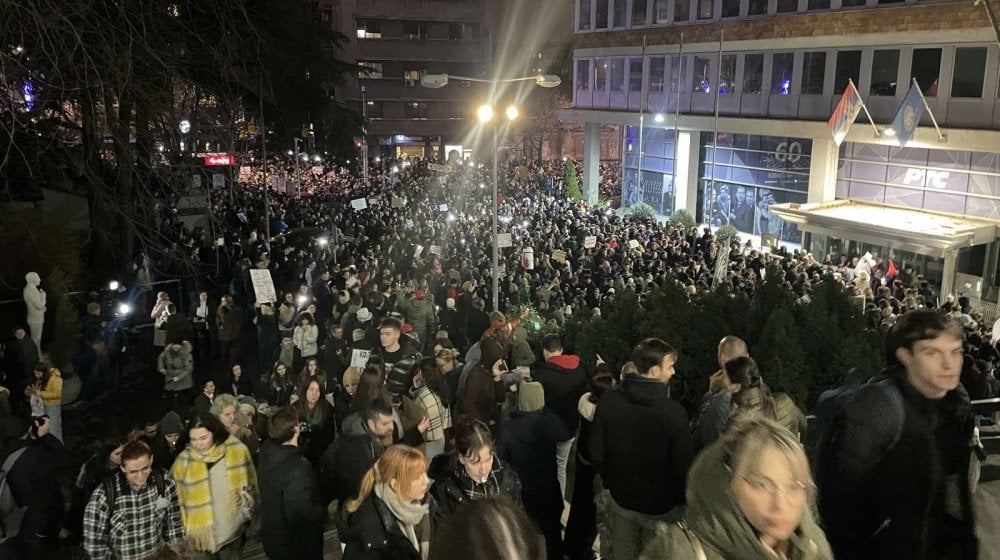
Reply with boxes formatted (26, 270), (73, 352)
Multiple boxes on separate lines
(902, 168), (950, 189)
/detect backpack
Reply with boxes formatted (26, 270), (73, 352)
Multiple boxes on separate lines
(806, 371), (905, 470)
(101, 468), (167, 535)
(0, 447), (28, 543)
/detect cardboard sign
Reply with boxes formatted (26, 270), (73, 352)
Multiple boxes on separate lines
(584, 236), (597, 249)
(212, 173), (225, 188)
(628, 239), (640, 250)
(429, 245), (442, 256)
(391, 196), (403, 208)
(497, 233), (513, 249)
(439, 204), (449, 212)
(351, 197), (368, 210)
(311, 165), (324, 175)
(551, 249), (567, 263)
(350, 349), (372, 369)
(428, 163), (449, 173)
(250, 269), (277, 305)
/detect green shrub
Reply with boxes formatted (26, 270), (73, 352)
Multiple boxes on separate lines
(626, 202), (656, 222)
(669, 209), (695, 228)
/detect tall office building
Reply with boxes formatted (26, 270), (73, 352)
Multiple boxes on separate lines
(565, 0), (1000, 297)
(319, 0), (496, 159)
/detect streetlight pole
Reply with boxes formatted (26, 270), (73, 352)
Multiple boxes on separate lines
(492, 124), (499, 312)
(293, 137), (302, 198)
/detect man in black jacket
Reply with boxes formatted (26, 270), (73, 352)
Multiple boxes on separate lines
(531, 333), (589, 498)
(816, 310), (978, 560)
(259, 407), (326, 560)
(589, 337), (693, 560)
(318, 398), (397, 507)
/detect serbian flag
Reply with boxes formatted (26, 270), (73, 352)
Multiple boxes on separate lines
(828, 80), (863, 146)
(887, 259), (898, 280)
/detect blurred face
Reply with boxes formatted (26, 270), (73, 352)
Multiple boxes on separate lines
(308, 360), (318, 373)
(733, 447), (809, 549)
(649, 353), (676, 384)
(306, 381), (321, 405)
(189, 427), (214, 453)
(380, 327), (400, 349)
(121, 455), (154, 490)
(459, 446), (494, 484)
(219, 405), (237, 429)
(14, 329), (25, 340)
(204, 381), (215, 395)
(344, 379), (359, 396)
(199, 292), (208, 303)
(285, 294), (293, 304)
(109, 445), (125, 466)
(896, 334), (963, 399)
(332, 327), (344, 340)
(367, 413), (394, 439)
(164, 433), (181, 447)
(394, 467), (430, 503)
(232, 365), (241, 379)
(276, 364), (287, 377)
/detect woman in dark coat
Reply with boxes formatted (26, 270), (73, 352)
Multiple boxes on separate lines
(456, 339), (507, 427)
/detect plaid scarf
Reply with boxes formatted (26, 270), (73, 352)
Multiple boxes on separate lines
(171, 436), (257, 552)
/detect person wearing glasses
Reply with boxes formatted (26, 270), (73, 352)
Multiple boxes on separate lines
(640, 417), (833, 560)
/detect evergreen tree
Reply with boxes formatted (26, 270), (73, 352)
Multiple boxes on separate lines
(564, 158), (582, 201)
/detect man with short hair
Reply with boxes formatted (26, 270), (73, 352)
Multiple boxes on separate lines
(816, 310), (978, 559)
(374, 317), (420, 374)
(319, 398), (397, 506)
(589, 338), (693, 560)
(83, 440), (184, 560)
(531, 333), (588, 499)
(259, 407), (325, 560)
(706, 335), (748, 396)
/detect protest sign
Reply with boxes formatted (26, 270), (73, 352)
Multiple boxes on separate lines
(496, 233), (513, 249)
(584, 236), (597, 249)
(351, 198), (368, 210)
(250, 269), (277, 305)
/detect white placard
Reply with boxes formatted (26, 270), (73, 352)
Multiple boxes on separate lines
(250, 269), (277, 305)
(439, 204), (448, 212)
(628, 239), (640, 250)
(551, 249), (567, 263)
(350, 349), (372, 369)
(239, 166), (252, 177)
(311, 165), (324, 175)
(351, 197), (368, 210)
(438, 176), (447, 185)
(496, 233), (513, 249)
(414, 245), (424, 258)
(212, 173), (225, 188)
(428, 163), (449, 173)
(429, 245), (442, 256)
(391, 196), (403, 208)
(584, 236), (597, 249)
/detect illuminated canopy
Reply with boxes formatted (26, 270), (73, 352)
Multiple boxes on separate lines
(770, 200), (1000, 258)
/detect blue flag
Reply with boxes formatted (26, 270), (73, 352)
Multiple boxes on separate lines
(891, 83), (926, 147)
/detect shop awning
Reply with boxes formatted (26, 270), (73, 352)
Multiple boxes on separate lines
(770, 200), (1000, 258)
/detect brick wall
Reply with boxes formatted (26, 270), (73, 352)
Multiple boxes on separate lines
(573, 1), (990, 49)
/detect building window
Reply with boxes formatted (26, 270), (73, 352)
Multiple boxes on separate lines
(698, 0), (714, 19)
(669, 56), (686, 92)
(358, 61), (383, 79)
(674, 0), (690, 21)
(595, 58), (608, 91)
(748, 0), (766, 15)
(613, 0), (627, 26)
(629, 58), (644, 91)
(650, 56), (666, 92)
(611, 57), (626, 92)
(743, 54), (764, 94)
(577, 59), (591, 91)
(365, 100), (384, 119)
(579, 0), (592, 30)
(719, 54), (736, 94)
(403, 21), (428, 39)
(596, 0), (609, 28)
(722, 0), (740, 17)
(801, 52), (826, 95)
(807, 0), (830, 9)
(771, 53), (794, 96)
(841, 0), (865, 7)
(405, 102), (428, 119)
(403, 70), (421, 86)
(911, 48), (941, 97)
(870, 49), (899, 96)
(952, 47), (987, 98)
(448, 24), (466, 41)
(654, 0), (670, 22)
(633, 0), (648, 25)
(692, 56), (712, 93)
(356, 19), (382, 39)
(834, 50), (861, 94)
(776, 0), (798, 12)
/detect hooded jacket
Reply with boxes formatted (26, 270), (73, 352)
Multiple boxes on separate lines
(639, 441), (834, 560)
(589, 374), (693, 515)
(258, 440), (325, 560)
(531, 354), (589, 438)
(396, 294), (437, 336)
(158, 342), (194, 391)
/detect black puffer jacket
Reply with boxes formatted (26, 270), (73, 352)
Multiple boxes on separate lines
(427, 451), (522, 526)
(258, 441), (325, 560)
(341, 493), (424, 560)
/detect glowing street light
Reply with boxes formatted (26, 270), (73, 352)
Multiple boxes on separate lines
(477, 105), (495, 124)
(505, 105), (519, 121)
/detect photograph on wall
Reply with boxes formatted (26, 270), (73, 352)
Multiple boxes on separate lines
(702, 182), (733, 227)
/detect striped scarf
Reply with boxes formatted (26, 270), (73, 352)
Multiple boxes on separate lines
(171, 436), (257, 551)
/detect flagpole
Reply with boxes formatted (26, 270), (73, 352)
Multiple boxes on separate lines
(850, 79), (881, 137)
(710, 29), (724, 226)
(671, 32), (684, 213)
(911, 77), (947, 142)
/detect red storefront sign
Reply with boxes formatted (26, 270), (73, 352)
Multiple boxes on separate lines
(204, 153), (235, 166)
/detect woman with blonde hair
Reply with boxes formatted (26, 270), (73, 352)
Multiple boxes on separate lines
(341, 444), (431, 560)
(25, 360), (63, 441)
(211, 393), (261, 457)
(640, 417), (833, 560)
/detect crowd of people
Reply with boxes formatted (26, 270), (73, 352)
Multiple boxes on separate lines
(0, 152), (994, 560)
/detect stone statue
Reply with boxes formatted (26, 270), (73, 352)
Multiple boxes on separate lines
(23, 271), (46, 348)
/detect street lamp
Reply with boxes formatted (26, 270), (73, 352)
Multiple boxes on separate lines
(478, 102), (518, 312)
